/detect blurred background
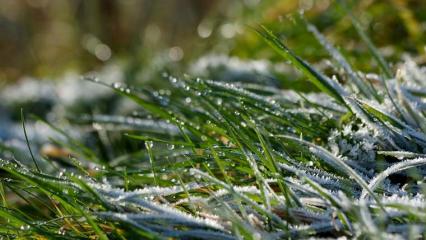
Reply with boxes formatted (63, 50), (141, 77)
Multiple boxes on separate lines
(1, 0), (426, 85)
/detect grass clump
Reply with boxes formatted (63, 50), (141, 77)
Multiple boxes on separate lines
(2, 13), (426, 240)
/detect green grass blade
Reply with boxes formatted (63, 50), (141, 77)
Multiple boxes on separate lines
(256, 25), (347, 105)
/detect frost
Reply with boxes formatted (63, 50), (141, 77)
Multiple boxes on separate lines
(190, 54), (270, 77)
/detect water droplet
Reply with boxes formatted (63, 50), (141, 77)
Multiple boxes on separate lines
(112, 82), (121, 89)
(168, 144), (175, 150)
(216, 98), (223, 106)
(145, 141), (154, 149)
(58, 228), (66, 235)
(20, 225), (30, 231)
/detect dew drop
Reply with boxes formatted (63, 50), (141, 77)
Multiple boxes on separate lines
(58, 228), (66, 235)
(216, 98), (223, 106)
(20, 225), (30, 231)
(145, 141), (154, 149)
(112, 82), (121, 89)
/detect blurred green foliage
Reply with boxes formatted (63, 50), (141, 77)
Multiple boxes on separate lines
(0, 0), (425, 83)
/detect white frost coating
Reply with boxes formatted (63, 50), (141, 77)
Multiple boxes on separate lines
(307, 24), (374, 98)
(381, 194), (426, 209)
(89, 182), (225, 231)
(89, 181), (205, 199)
(100, 211), (225, 231)
(328, 122), (378, 166)
(190, 54), (271, 76)
(361, 158), (426, 199)
(81, 115), (181, 135)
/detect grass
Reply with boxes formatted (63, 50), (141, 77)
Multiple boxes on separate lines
(1, 11), (426, 240)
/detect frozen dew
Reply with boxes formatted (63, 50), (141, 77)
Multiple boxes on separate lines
(58, 169), (66, 178)
(58, 227), (66, 235)
(3, 19), (426, 240)
(145, 141), (154, 149)
(20, 225), (30, 231)
(216, 98), (223, 106)
(112, 82), (121, 89)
